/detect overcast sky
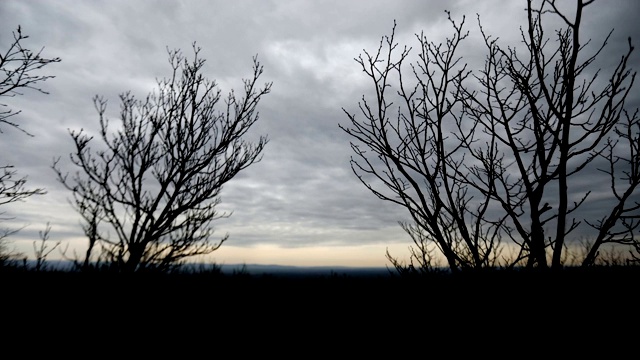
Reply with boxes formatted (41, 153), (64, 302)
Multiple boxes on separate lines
(1, 0), (639, 267)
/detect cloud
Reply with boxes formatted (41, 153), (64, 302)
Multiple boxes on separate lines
(1, 0), (639, 266)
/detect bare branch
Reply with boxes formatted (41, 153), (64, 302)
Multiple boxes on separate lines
(53, 45), (270, 272)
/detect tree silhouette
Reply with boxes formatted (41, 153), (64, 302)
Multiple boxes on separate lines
(1, 26), (60, 133)
(0, 25), (60, 261)
(53, 44), (271, 272)
(341, 0), (638, 272)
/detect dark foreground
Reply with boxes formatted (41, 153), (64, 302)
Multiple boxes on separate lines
(1, 266), (638, 355)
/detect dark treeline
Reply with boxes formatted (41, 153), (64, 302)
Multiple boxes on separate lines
(1, 256), (638, 354)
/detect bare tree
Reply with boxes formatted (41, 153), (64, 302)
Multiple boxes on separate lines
(53, 44), (271, 272)
(32, 222), (61, 271)
(0, 26), (60, 262)
(461, 0), (639, 269)
(1, 26), (60, 204)
(341, 16), (508, 273)
(341, 0), (639, 272)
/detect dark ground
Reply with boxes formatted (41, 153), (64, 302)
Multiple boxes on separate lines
(1, 266), (637, 356)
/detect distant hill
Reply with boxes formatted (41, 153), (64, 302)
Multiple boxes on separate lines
(16, 259), (393, 278)
(216, 263), (393, 278)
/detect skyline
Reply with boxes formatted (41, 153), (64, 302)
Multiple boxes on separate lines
(1, 0), (639, 267)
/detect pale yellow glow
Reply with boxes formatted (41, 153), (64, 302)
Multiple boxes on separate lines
(15, 236), (414, 268)
(200, 243), (413, 267)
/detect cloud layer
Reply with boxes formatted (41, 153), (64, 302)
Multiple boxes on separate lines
(1, 0), (639, 266)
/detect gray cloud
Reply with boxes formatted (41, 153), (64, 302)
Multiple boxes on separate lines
(0, 0), (638, 266)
